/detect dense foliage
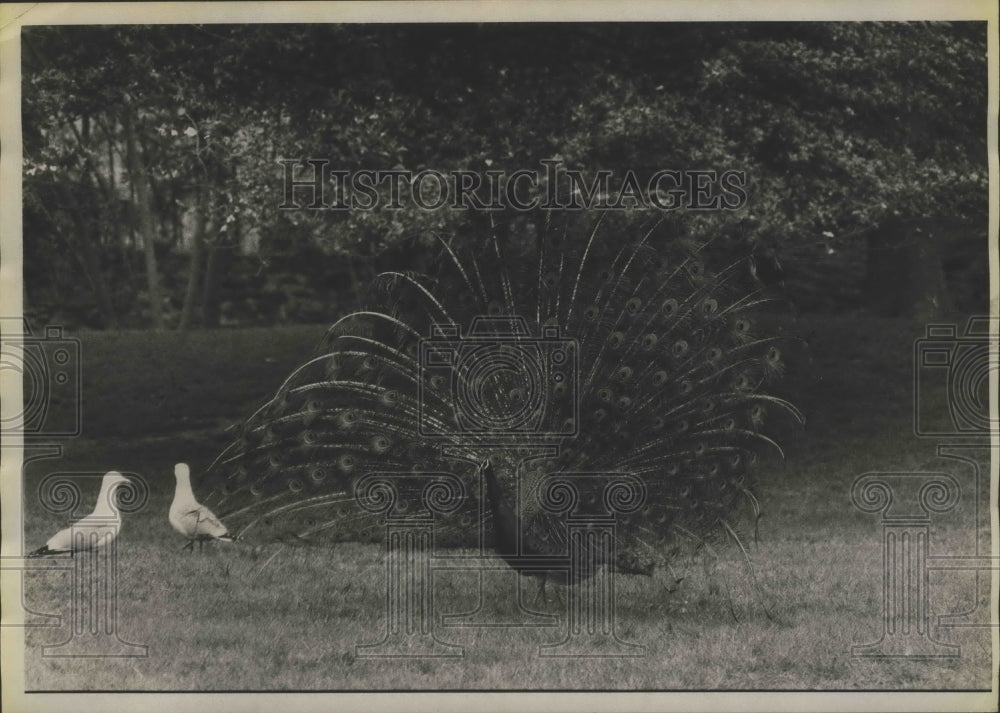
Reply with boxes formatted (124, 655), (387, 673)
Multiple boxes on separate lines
(22, 22), (988, 329)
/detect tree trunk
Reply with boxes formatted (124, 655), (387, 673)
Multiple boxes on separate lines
(123, 113), (165, 330)
(863, 217), (952, 321)
(56, 183), (119, 329)
(201, 240), (231, 328)
(178, 186), (207, 331)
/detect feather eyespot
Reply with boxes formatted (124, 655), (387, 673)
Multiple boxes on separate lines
(652, 370), (668, 387)
(339, 409), (360, 428)
(661, 298), (678, 315)
(584, 304), (600, 320)
(608, 331), (625, 349)
(371, 435), (391, 454)
(616, 366), (633, 382)
(625, 297), (642, 314)
(673, 340), (689, 358)
(597, 387), (614, 402)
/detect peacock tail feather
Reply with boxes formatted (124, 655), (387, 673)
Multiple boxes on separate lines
(200, 209), (803, 574)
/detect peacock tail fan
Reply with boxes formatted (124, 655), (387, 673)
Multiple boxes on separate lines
(199, 209), (803, 569)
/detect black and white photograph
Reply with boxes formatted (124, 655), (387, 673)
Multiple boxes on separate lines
(1, 2), (997, 711)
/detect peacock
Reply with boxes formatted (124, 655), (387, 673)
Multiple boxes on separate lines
(197, 209), (803, 598)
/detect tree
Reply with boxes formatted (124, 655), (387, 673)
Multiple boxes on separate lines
(22, 22), (988, 328)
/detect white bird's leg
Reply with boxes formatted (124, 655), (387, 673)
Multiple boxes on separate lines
(532, 575), (547, 606)
(181, 540), (194, 552)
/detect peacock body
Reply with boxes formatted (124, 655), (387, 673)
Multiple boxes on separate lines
(200, 210), (801, 585)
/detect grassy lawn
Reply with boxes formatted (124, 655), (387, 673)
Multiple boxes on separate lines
(18, 316), (994, 690)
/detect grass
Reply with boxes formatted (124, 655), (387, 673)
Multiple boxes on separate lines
(18, 315), (994, 690)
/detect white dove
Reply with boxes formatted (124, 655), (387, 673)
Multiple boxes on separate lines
(170, 462), (234, 551)
(29, 471), (130, 557)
